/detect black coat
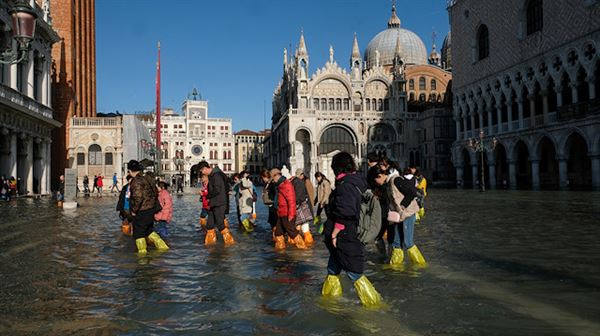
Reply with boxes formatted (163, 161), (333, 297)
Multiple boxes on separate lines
(291, 177), (308, 205)
(207, 168), (229, 208)
(324, 173), (367, 274)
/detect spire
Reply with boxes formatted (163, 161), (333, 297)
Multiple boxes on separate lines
(394, 35), (402, 59)
(298, 29), (308, 56)
(351, 33), (361, 59)
(388, 1), (401, 28)
(283, 48), (288, 66)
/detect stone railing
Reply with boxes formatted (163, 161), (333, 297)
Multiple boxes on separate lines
(557, 99), (600, 121)
(0, 84), (53, 120)
(72, 117), (122, 127)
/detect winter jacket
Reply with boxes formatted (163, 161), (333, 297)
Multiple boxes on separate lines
(387, 175), (420, 221)
(129, 174), (158, 213)
(200, 181), (210, 210)
(291, 177), (308, 205)
(154, 189), (173, 223)
(275, 176), (296, 218)
(207, 168), (228, 208)
(305, 178), (315, 205)
(238, 177), (254, 214)
(324, 172), (367, 274)
(97, 176), (104, 187)
(316, 178), (332, 206)
(116, 183), (132, 219)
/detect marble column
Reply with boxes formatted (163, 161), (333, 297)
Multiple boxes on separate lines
(41, 59), (48, 106)
(588, 76), (596, 100)
(558, 157), (568, 190)
(470, 114), (476, 136)
(0, 129), (9, 175)
(456, 165), (464, 188)
(487, 107), (493, 135)
(496, 107), (503, 134)
(488, 160), (497, 189)
(40, 140), (48, 194)
(478, 111), (484, 131)
(571, 83), (579, 104)
(541, 90), (549, 125)
(9, 132), (17, 178)
(10, 50), (17, 90)
(455, 118), (461, 140)
(45, 141), (52, 194)
(507, 103), (514, 132)
(25, 137), (33, 195)
(591, 155), (600, 191)
(528, 95), (536, 128)
(556, 85), (563, 107)
(508, 160), (517, 190)
(531, 159), (540, 190)
(471, 163), (478, 189)
(517, 98), (524, 129)
(462, 115), (468, 139)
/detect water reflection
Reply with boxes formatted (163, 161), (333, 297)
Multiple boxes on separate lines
(0, 190), (599, 335)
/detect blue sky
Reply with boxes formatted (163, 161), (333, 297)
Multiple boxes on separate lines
(96, 0), (450, 131)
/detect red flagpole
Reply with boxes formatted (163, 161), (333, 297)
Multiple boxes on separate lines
(156, 41), (161, 176)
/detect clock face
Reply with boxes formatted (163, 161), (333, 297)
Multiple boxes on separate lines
(192, 145), (203, 156)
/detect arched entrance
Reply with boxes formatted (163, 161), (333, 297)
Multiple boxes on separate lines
(318, 125), (357, 155)
(538, 136), (559, 189)
(565, 132), (591, 189)
(295, 129), (311, 176)
(495, 143), (509, 188)
(514, 140), (531, 189)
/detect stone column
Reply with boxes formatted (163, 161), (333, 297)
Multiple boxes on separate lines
(558, 157), (568, 190)
(507, 103), (514, 131)
(10, 53), (17, 90)
(588, 76), (596, 100)
(25, 137), (33, 195)
(462, 115), (468, 139)
(471, 163), (478, 189)
(517, 97), (524, 129)
(26, 50), (34, 99)
(40, 140), (48, 194)
(541, 90), (549, 125)
(455, 118), (461, 140)
(591, 155), (600, 191)
(488, 159), (496, 189)
(531, 159), (540, 190)
(9, 132), (17, 178)
(0, 129), (9, 175)
(496, 107), (503, 134)
(556, 85), (563, 107)
(456, 165), (464, 188)
(571, 83), (579, 104)
(470, 114), (476, 136)
(477, 110), (484, 131)
(487, 107), (493, 135)
(46, 141), (52, 193)
(508, 160), (517, 190)
(41, 59), (48, 106)
(528, 94), (536, 128)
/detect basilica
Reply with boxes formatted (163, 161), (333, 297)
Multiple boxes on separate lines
(265, 4), (454, 182)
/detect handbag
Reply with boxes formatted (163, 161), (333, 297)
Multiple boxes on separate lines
(387, 211), (401, 223)
(295, 200), (314, 225)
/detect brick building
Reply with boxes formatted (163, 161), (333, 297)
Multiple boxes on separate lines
(50, 0), (97, 182)
(449, 0), (600, 190)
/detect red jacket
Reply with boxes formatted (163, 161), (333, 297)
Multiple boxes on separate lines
(276, 178), (296, 218)
(200, 182), (210, 210)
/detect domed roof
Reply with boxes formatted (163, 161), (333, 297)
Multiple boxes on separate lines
(364, 5), (428, 68)
(441, 31), (451, 69)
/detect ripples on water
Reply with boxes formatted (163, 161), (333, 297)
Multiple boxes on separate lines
(1, 189), (599, 335)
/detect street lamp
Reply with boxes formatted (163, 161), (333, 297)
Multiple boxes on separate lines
(0, 0), (37, 65)
(467, 129), (498, 192)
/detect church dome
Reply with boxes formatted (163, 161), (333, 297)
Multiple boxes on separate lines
(441, 31), (451, 69)
(364, 5), (428, 68)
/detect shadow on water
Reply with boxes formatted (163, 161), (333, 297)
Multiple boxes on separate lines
(1, 189), (599, 335)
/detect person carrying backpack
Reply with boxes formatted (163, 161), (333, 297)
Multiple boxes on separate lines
(321, 152), (382, 308)
(368, 166), (426, 268)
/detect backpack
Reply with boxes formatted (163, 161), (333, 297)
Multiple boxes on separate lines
(353, 186), (382, 245)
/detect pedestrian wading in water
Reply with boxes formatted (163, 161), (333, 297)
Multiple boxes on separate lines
(260, 169), (278, 241)
(270, 168), (307, 250)
(154, 181), (173, 239)
(322, 152), (382, 307)
(368, 166), (427, 268)
(314, 171), (332, 234)
(199, 161), (236, 246)
(127, 160), (169, 255)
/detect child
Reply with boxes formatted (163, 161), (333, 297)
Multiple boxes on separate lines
(199, 174), (210, 229)
(116, 175), (133, 235)
(238, 171), (255, 232)
(154, 181), (173, 239)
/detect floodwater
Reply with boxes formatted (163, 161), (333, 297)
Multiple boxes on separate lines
(1, 189), (599, 336)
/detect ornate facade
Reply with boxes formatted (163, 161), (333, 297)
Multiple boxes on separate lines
(266, 4), (452, 181)
(235, 129), (269, 182)
(0, 0), (60, 195)
(449, 0), (600, 190)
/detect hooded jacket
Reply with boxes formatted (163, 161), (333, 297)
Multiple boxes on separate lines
(274, 176), (296, 218)
(154, 188), (173, 222)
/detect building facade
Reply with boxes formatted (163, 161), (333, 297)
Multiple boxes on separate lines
(235, 129), (269, 182)
(449, 0), (600, 190)
(50, 0), (97, 182)
(0, 0), (61, 195)
(142, 91), (235, 185)
(266, 4), (452, 182)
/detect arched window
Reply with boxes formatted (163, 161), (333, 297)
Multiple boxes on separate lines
(314, 98), (320, 110)
(409, 79), (414, 90)
(319, 126), (356, 155)
(365, 98), (371, 111)
(377, 99), (383, 111)
(409, 92), (415, 101)
(77, 153), (85, 166)
(477, 25), (489, 60)
(105, 152), (113, 165)
(223, 151), (227, 159)
(431, 79), (437, 90)
(419, 77), (426, 90)
(343, 98), (350, 110)
(321, 98), (327, 111)
(430, 93), (437, 102)
(419, 93), (426, 102)
(88, 144), (102, 165)
(328, 99), (334, 111)
(384, 99), (389, 110)
(526, 0), (543, 35)
(336, 98), (342, 110)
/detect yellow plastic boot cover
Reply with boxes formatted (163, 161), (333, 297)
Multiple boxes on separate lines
(221, 228), (236, 246)
(322, 275), (342, 297)
(353, 276), (382, 308)
(241, 219), (254, 232)
(274, 235), (286, 250)
(148, 232), (169, 250)
(293, 234), (307, 249)
(135, 238), (147, 255)
(407, 245), (427, 267)
(390, 248), (404, 265)
(205, 229), (217, 245)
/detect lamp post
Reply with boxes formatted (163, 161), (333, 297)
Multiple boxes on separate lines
(467, 129), (497, 192)
(0, 0), (37, 65)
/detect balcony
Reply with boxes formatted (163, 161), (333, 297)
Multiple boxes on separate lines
(557, 99), (600, 121)
(0, 84), (56, 123)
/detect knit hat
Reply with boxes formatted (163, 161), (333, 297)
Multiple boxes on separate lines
(127, 160), (144, 172)
(295, 168), (304, 177)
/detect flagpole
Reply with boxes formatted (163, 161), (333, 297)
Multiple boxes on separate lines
(156, 41), (162, 177)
